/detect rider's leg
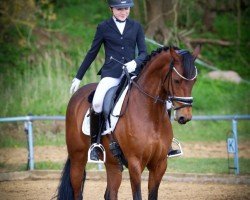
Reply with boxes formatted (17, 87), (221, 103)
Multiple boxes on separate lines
(167, 109), (182, 157)
(89, 108), (103, 160)
(90, 76), (122, 161)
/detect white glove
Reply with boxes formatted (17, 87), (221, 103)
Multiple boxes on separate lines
(70, 78), (81, 94)
(124, 60), (137, 73)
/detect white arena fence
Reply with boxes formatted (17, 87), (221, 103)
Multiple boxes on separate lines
(0, 115), (249, 175)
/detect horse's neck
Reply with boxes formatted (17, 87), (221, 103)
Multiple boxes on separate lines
(137, 52), (170, 99)
(130, 52), (171, 124)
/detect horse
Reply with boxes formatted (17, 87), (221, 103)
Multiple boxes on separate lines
(55, 45), (200, 200)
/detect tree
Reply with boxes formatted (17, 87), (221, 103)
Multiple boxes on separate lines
(144, 0), (175, 43)
(0, 0), (36, 43)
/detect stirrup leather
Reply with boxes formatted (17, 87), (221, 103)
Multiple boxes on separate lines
(167, 138), (183, 158)
(87, 143), (106, 163)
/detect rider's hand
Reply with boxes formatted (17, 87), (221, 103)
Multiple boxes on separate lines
(124, 60), (137, 73)
(70, 78), (81, 94)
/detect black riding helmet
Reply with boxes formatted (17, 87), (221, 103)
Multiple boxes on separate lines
(108, 0), (134, 8)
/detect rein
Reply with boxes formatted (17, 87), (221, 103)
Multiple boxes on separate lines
(110, 53), (197, 112)
(131, 81), (165, 104)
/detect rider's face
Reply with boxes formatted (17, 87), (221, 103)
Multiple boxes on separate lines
(111, 7), (130, 21)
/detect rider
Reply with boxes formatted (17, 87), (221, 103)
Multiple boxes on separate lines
(70, 0), (181, 161)
(70, 0), (147, 161)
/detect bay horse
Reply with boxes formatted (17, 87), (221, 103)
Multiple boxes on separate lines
(56, 45), (200, 200)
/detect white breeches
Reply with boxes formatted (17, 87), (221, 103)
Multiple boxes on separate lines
(92, 76), (123, 113)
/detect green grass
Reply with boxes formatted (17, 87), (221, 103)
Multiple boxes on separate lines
(0, 118), (248, 148)
(0, 48), (101, 117)
(1, 1), (249, 117)
(0, 137), (27, 148)
(0, 120), (66, 148)
(172, 120), (250, 142)
(1, 158), (249, 174)
(35, 161), (65, 170)
(0, 134), (65, 148)
(192, 77), (250, 115)
(0, 162), (28, 172)
(167, 157), (250, 174)
(35, 162), (103, 171)
(0, 161), (105, 172)
(0, 48), (249, 117)
(34, 132), (65, 146)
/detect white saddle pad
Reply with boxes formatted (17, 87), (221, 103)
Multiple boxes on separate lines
(82, 83), (130, 136)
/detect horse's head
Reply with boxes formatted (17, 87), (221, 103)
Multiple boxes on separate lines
(163, 45), (201, 124)
(133, 45), (200, 124)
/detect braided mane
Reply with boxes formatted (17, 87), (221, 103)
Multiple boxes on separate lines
(137, 46), (196, 79)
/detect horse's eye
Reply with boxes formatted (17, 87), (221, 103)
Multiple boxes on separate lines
(174, 79), (180, 84)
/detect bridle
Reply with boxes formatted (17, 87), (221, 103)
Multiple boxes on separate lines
(131, 56), (197, 111)
(163, 59), (197, 111)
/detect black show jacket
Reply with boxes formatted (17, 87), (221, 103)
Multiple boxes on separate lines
(75, 17), (147, 80)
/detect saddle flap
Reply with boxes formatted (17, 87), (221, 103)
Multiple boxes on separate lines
(103, 75), (129, 121)
(103, 86), (119, 120)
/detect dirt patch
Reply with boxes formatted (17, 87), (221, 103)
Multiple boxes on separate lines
(182, 141), (250, 159)
(0, 179), (249, 200)
(0, 141), (249, 167)
(0, 146), (68, 165)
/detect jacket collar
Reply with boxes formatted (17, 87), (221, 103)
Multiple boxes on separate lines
(107, 17), (133, 35)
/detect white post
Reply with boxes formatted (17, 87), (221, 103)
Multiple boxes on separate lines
(232, 119), (239, 175)
(27, 120), (35, 170)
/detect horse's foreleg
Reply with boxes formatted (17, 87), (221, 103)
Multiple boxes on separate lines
(104, 162), (122, 200)
(147, 160), (167, 200)
(128, 159), (143, 200)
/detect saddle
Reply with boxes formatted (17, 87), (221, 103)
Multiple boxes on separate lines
(88, 75), (130, 127)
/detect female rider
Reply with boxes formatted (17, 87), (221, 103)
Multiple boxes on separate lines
(70, 0), (147, 162)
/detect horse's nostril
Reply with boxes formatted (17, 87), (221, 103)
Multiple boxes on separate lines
(178, 116), (186, 124)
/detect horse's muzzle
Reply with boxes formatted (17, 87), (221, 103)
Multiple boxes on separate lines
(174, 110), (192, 124)
(177, 116), (191, 124)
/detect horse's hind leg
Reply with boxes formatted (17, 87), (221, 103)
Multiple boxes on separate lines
(70, 152), (87, 200)
(147, 160), (167, 200)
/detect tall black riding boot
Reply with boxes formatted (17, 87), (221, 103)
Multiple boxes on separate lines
(90, 109), (103, 161)
(168, 147), (181, 157)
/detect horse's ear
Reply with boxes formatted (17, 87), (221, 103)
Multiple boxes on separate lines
(170, 47), (181, 62)
(192, 44), (201, 60)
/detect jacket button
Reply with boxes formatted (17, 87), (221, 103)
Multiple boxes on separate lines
(122, 57), (124, 59)
(121, 37), (123, 39)
(121, 47), (124, 49)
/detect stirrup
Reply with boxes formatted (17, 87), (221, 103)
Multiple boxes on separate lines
(87, 143), (106, 163)
(167, 138), (183, 158)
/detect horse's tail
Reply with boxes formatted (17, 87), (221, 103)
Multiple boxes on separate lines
(53, 158), (74, 200)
